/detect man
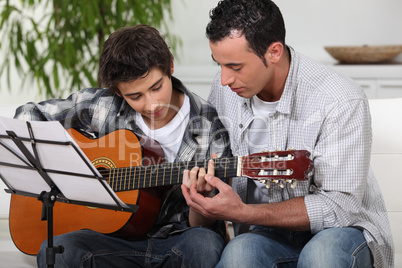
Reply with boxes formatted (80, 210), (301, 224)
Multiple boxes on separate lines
(181, 0), (394, 267)
(14, 24), (230, 267)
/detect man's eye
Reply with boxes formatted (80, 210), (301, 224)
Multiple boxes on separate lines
(131, 95), (141, 101)
(233, 67), (241, 71)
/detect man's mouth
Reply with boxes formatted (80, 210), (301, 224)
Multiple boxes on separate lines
(230, 86), (242, 93)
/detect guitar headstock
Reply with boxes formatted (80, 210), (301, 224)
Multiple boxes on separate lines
(241, 150), (313, 189)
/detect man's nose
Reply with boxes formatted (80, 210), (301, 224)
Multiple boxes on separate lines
(220, 68), (235, 86)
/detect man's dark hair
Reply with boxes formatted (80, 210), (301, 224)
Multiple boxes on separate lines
(206, 0), (286, 61)
(98, 25), (173, 94)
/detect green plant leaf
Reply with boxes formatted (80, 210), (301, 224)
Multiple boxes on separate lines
(0, 0), (179, 98)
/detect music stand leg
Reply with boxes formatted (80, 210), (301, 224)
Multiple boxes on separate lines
(38, 191), (64, 268)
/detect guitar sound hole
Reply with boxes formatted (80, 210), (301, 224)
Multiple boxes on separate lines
(96, 167), (110, 182)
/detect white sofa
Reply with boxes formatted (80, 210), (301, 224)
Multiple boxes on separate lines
(0, 99), (400, 265)
(368, 98), (402, 267)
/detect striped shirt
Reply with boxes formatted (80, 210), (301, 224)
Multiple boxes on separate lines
(14, 76), (231, 239)
(208, 48), (393, 267)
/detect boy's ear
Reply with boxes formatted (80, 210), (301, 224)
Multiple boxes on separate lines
(114, 88), (122, 97)
(171, 60), (174, 75)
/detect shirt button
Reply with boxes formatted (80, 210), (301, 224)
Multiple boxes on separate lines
(239, 124), (243, 128)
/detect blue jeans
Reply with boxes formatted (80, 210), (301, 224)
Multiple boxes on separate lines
(216, 227), (373, 268)
(37, 227), (225, 268)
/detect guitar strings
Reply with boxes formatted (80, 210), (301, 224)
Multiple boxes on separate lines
(95, 154), (299, 191)
(96, 157), (239, 191)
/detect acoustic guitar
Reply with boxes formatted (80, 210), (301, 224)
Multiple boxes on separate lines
(8, 128), (313, 255)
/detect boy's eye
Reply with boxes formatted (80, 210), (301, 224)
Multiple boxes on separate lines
(153, 84), (162, 91)
(131, 95), (141, 101)
(232, 67), (241, 71)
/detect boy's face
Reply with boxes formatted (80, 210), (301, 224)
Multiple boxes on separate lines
(117, 67), (180, 129)
(209, 34), (275, 101)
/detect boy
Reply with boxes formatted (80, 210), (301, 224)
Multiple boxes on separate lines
(14, 24), (230, 268)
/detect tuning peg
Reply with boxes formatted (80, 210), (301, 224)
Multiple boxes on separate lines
(272, 179), (285, 189)
(259, 179), (271, 189)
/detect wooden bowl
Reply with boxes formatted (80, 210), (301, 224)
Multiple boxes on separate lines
(324, 45), (402, 64)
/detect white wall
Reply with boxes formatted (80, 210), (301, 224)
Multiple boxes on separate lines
(170, 0), (402, 65)
(1, 0), (402, 218)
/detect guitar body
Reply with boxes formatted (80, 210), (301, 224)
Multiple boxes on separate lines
(9, 129), (166, 255)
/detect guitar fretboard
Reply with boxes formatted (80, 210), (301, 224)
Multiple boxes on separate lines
(101, 157), (239, 192)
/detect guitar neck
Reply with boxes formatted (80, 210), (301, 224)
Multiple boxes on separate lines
(105, 157), (239, 192)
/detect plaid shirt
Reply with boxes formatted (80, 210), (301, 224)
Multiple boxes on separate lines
(208, 48), (393, 267)
(14, 77), (231, 239)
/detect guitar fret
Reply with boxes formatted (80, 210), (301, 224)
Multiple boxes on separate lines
(162, 164), (166, 186)
(155, 164), (159, 187)
(110, 168), (115, 191)
(224, 157), (228, 178)
(136, 166), (139, 190)
(143, 166), (147, 189)
(123, 167), (127, 191)
(177, 162), (181, 184)
(119, 167), (122, 191)
(170, 162), (173, 185)
(149, 165), (153, 188)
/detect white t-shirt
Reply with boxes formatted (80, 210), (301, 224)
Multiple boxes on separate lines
(248, 95), (279, 204)
(248, 95), (279, 154)
(135, 95), (190, 162)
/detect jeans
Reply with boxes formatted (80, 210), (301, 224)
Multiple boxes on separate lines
(37, 227), (225, 268)
(216, 227), (373, 268)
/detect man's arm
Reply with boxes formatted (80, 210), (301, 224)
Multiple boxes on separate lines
(183, 173), (310, 231)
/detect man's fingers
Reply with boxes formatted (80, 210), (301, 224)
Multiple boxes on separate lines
(205, 174), (226, 190)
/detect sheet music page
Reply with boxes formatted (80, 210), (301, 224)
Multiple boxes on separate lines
(0, 116), (130, 210)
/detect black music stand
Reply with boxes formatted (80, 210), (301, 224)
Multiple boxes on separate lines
(0, 117), (135, 268)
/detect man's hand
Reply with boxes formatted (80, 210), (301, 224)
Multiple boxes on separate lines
(182, 173), (245, 222)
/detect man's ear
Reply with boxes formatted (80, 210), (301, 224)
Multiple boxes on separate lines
(171, 60), (175, 75)
(265, 42), (284, 63)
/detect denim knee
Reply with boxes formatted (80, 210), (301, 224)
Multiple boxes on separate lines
(216, 232), (299, 268)
(175, 227), (225, 268)
(298, 227), (372, 268)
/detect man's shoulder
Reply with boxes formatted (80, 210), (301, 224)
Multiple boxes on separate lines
(293, 52), (366, 102)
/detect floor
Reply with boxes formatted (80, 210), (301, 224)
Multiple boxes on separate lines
(0, 219), (36, 267)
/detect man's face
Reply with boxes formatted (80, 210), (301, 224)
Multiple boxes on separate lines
(210, 34), (273, 99)
(117, 68), (176, 129)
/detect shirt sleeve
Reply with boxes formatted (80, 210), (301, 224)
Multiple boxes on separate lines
(13, 88), (121, 134)
(14, 89), (88, 124)
(304, 98), (372, 233)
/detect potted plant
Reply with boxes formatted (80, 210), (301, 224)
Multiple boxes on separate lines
(0, 0), (180, 98)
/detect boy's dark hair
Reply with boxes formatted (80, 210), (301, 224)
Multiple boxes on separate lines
(206, 0), (286, 62)
(98, 25), (173, 94)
